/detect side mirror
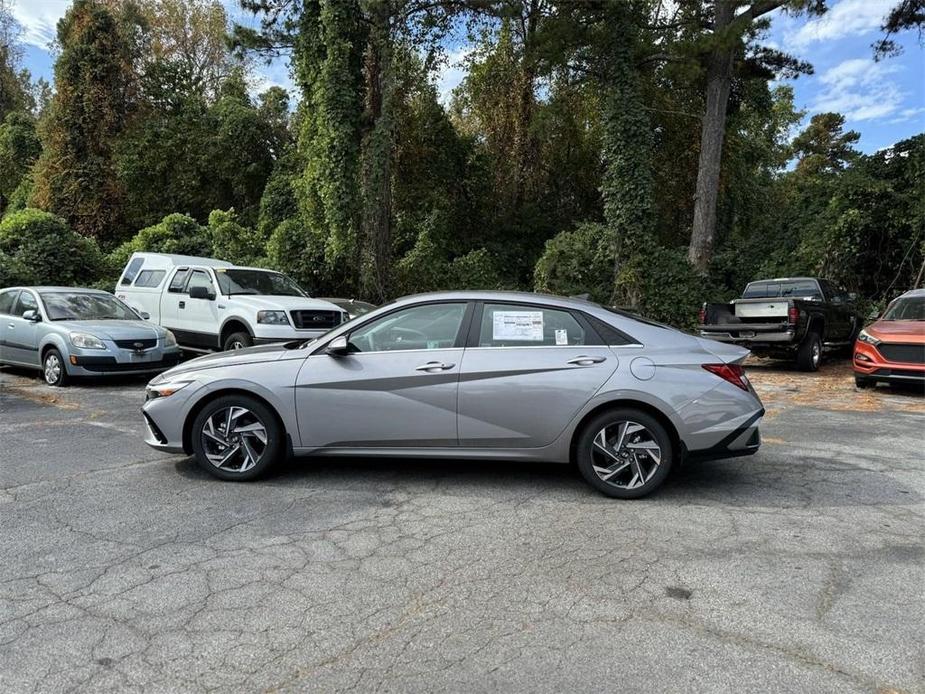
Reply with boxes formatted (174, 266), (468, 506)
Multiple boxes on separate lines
(22, 309), (40, 322)
(848, 292), (858, 301)
(325, 335), (349, 356)
(140, 311), (151, 320)
(188, 285), (214, 300)
(867, 309), (880, 320)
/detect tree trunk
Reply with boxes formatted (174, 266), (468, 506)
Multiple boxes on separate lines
(688, 0), (736, 274)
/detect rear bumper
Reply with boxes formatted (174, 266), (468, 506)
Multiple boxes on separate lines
(699, 328), (796, 345)
(683, 408), (764, 462)
(853, 341), (925, 382)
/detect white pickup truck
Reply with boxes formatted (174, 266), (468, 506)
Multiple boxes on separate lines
(115, 253), (347, 351)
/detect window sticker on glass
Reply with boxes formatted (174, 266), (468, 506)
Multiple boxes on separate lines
(555, 329), (568, 345)
(492, 310), (544, 341)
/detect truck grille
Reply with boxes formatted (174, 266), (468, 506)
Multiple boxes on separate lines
(114, 338), (157, 350)
(877, 343), (925, 364)
(290, 310), (342, 330)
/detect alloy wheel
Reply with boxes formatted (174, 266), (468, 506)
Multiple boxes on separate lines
(230, 340), (246, 350)
(590, 420), (662, 490)
(44, 354), (61, 385)
(200, 406), (269, 473)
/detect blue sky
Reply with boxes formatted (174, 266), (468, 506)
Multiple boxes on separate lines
(13, 0), (924, 154)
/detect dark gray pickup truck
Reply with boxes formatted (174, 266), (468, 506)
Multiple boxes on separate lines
(698, 277), (862, 371)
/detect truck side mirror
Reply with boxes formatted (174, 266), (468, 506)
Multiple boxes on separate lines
(188, 285), (214, 300)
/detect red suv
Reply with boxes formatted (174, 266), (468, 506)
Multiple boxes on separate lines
(854, 289), (925, 389)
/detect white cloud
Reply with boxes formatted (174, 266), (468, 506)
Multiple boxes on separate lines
(10, 0), (70, 48)
(435, 45), (472, 105)
(786, 0), (892, 50)
(811, 57), (907, 121)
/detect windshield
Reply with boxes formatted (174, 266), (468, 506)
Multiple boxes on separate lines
(742, 280), (822, 300)
(215, 269), (307, 297)
(41, 292), (140, 321)
(882, 296), (925, 321)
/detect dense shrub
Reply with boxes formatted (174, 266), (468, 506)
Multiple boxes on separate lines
(267, 218), (353, 295)
(109, 213), (212, 271)
(533, 223), (614, 303)
(448, 249), (506, 290)
(0, 208), (103, 286)
(208, 209), (265, 266)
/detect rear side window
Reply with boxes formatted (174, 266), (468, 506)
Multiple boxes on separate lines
(120, 257), (145, 285)
(168, 269), (190, 293)
(0, 290), (17, 315)
(478, 303), (590, 347)
(134, 270), (166, 288)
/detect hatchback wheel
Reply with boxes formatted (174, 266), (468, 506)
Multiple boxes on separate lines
(576, 409), (673, 499)
(43, 348), (69, 387)
(190, 395), (283, 480)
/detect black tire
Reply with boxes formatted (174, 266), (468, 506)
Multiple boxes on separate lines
(855, 375), (874, 389)
(222, 331), (253, 351)
(190, 395), (284, 481)
(575, 408), (673, 499)
(796, 331), (822, 372)
(42, 348), (69, 387)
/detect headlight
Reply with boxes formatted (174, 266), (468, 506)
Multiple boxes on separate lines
(70, 332), (106, 350)
(164, 330), (177, 347)
(146, 380), (193, 399)
(257, 310), (290, 325)
(857, 329), (880, 346)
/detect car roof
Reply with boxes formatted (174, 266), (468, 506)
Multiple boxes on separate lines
(3, 286), (111, 294)
(897, 288), (925, 299)
(131, 252), (233, 268)
(746, 277), (818, 284)
(390, 290), (602, 311)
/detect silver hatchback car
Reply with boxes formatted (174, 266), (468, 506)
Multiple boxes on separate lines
(142, 292), (764, 499)
(0, 287), (181, 386)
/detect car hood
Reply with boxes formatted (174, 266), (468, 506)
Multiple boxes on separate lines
(154, 343), (294, 381)
(224, 295), (343, 312)
(868, 320), (925, 344)
(55, 319), (165, 341)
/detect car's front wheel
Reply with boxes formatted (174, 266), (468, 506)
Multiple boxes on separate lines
(43, 348), (69, 387)
(190, 395), (284, 481)
(575, 408), (673, 499)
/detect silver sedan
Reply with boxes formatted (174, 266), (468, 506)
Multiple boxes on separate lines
(0, 287), (181, 386)
(141, 291), (764, 499)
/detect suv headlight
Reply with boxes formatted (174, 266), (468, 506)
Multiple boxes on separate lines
(164, 330), (177, 347)
(857, 329), (880, 346)
(146, 380), (193, 399)
(257, 310), (290, 325)
(70, 332), (106, 350)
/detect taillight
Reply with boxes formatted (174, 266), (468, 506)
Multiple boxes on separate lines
(788, 306), (799, 324)
(698, 306), (706, 324)
(702, 363), (750, 391)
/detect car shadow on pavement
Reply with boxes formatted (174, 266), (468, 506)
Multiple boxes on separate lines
(172, 450), (922, 509)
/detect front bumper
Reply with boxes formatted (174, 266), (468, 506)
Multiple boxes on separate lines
(853, 340), (925, 383)
(141, 379), (206, 453)
(68, 348), (182, 375)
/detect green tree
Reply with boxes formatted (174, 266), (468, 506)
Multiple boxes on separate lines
(0, 111), (40, 213)
(30, 0), (136, 243)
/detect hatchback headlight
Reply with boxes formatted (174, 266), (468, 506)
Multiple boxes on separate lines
(257, 310), (290, 325)
(164, 330), (177, 347)
(70, 332), (106, 350)
(857, 329), (880, 346)
(146, 380), (193, 399)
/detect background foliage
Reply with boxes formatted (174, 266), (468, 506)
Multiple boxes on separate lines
(0, 0), (922, 328)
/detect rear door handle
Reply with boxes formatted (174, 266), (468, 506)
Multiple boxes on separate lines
(415, 361), (455, 372)
(567, 355), (606, 366)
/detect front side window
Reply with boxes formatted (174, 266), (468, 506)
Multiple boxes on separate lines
(479, 303), (589, 347)
(41, 293), (139, 321)
(168, 269), (190, 293)
(348, 303), (467, 352)
(187, 270), (215, 296)
(215, 269), (307, 297)
(14, 290), (38, 316)
(0, 290), (17, 315)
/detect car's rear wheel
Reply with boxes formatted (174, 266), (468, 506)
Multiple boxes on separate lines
(190, 395), (283, 481)
(43, 348), (69, 387)
(796, 331), (822, 372)
(575, 409), (673, 499)
(223, 331), (253, 351)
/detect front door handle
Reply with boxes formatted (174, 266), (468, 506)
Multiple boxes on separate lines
(567, 355), (606, 366)
(415, 361), (455, 372)
(178, 301), (186, 309)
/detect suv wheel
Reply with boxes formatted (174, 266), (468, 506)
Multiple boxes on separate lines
(223, 331), (253, 351)
(575, 408), (673, 499)
(190, 395), (283, 481)
(43, 349), (69, 387)
(796, 332), (822, 372)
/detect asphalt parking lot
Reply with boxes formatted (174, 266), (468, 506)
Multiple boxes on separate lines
(1, 359), (923, 693)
